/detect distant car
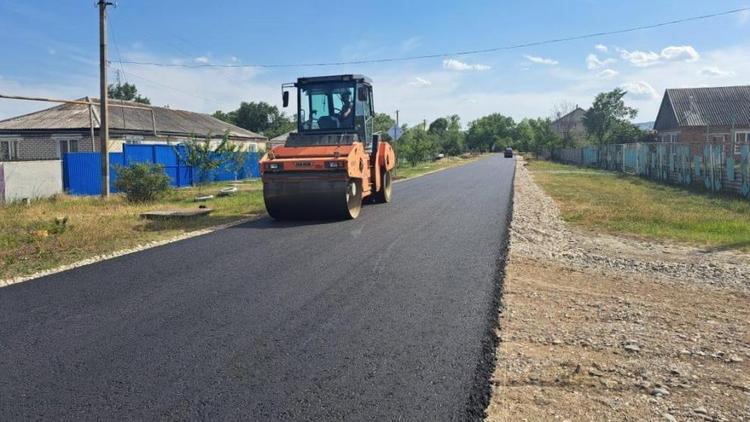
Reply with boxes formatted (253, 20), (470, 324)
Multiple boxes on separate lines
(434, 153), (445, 160)
(504, 147), (513, 158)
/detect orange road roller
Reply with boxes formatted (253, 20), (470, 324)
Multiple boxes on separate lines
(260, 74), (396, 220)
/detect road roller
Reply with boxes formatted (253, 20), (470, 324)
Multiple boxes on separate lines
(260, 75), (396, 220)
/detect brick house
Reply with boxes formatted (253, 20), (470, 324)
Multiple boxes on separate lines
(0, 98), (267, 161)
(653, 85), (750, 156)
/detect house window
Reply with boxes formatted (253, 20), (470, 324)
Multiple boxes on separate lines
(735, 131), (750, 155)
(58, 139), (79, 157)
(0, 140), (19, 160)
(660, 132), (679, 143)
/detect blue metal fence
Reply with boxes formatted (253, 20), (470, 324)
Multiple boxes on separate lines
(63, 144), (260, 196)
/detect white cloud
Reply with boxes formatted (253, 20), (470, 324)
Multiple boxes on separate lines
(622, 81), (659, 100)
(523, 54), (558, 65)
(409, 76), (432, 86)
(618, 45), (700, 67)
(660, 45), (700, 62)
(586, 53), (616, 69)
(739, 9), (750, 25)
(595, 44), (608, 53)
(618, 49), (661, 67)
(194, 56), (209, 64)
(597, 69), (619, 79)
(442, 59), (491, 71)
(699, 66), (734, 77)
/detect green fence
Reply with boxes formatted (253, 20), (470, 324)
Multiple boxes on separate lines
(551, 142), (750, 199)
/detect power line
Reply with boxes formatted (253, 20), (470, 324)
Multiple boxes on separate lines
(116, 7), (749, 69)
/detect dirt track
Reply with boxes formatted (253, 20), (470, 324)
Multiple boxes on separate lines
(486, 158), (750, 421)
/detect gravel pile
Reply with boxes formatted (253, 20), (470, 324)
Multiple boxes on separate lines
(510, 157), (750, 290)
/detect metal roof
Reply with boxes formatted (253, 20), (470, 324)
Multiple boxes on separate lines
(664, 85), (750, 128)
(0, 99), (266, 140)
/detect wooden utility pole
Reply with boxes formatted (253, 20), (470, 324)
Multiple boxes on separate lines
(98, 1), (113, 197)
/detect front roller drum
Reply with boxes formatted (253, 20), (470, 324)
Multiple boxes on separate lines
(263, 173), (363, 220)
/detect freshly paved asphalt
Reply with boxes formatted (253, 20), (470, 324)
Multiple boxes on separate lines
(0, 155), (515, 421)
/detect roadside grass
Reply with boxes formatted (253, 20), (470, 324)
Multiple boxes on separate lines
(0, 180), (265, 279)
(1, 156), (481, 280)
(393, 154), (481, 180)
(526, 159), (750, 251)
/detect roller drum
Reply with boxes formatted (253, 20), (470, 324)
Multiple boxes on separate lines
(263, 172), (362, 220)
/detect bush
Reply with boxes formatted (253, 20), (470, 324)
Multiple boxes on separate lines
(114, 163), (171, 202)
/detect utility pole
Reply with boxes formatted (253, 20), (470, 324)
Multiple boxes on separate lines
(98, 1), (113, 197)
(395, 109), (399, 129)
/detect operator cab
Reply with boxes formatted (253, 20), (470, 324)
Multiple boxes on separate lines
(282, 74), (375, 149)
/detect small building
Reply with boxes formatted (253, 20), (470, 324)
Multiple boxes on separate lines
(653, 85), (750, 155)
(0, 98), (267, 161)
(550, 106), (587, 144)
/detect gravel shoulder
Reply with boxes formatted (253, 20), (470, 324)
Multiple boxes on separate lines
(486, 157), (750, 421)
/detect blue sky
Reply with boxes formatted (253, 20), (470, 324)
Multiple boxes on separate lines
(1, 0), (748, 126)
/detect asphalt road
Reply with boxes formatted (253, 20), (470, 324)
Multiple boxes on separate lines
(0, 155), (515, 421)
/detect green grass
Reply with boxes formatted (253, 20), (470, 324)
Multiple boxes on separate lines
(526, 159), (750, 251)
(0, 180), (265, 279)
(0, 156), (482, 280)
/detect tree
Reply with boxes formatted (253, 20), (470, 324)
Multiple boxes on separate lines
(175, 132), (235, 185)
(213, 102), (295, 139)
(527, 118), (561, 157)
(466, 113), (515, 152)
(108, 82), (150, 104)
(265, 114), (296, 139)
(373, 112), (396, 140)
(582, 88), (638, 145)
(428, 117), (449, 135)
(212, 110), (237, 124)
(399, 128), (436, 166)
(513, 119), (535, 152)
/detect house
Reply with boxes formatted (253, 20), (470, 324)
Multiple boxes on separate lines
(653, 85), (750, 155)
(550, 106), (587, 144)
(0, 98), (267, 161)
(268, 131), (295, 149)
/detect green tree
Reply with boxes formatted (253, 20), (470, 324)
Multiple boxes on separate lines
(265, 114), (296, 139)
(175, 132), (235, 185)
(399, 128), (436, 166)
(439, 115), (465, 156)
(213, 102), (295, 139)
(582, 88), (638, 145)
(212, 110), (237, 124)
(466, 113), (515, 152)
(428, 117), (449, 135)
(373, 112), (396, 140)
(527, 118), (560, 157)
(513, 119), (535, 152)
(108, 82), (150, 104)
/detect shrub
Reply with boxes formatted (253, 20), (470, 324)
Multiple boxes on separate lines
(114, 163), (171, 202)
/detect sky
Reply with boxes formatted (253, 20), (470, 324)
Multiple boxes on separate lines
(0, 0), (748, 127)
